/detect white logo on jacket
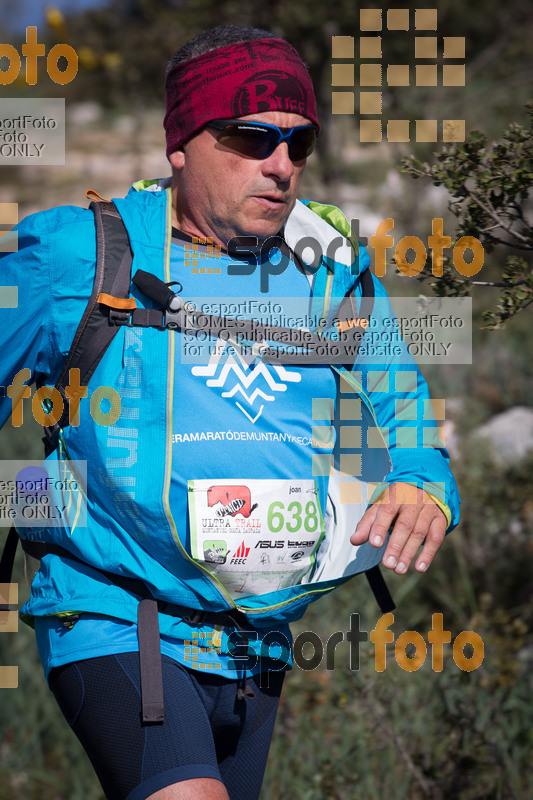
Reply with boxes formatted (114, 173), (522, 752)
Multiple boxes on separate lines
(191, 338), (301, 423)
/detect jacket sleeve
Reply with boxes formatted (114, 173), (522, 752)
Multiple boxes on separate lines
(0, 205), (96, 431)
(353, 270), (461, 533)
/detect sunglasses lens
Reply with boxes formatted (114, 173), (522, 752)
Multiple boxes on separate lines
(288, 128), (317, 160)
(215, 126), (276, 159)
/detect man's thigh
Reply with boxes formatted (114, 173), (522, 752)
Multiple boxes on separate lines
(48, 651), (284, 800)
(146, 778), (229, 800)
(191, 667), (285, 798)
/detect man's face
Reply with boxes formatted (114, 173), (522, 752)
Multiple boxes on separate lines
(169, 110), (312, 246)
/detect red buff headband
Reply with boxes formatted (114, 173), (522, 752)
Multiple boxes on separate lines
(164, 38), (320, 157)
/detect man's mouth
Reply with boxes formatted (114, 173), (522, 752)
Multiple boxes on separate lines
(253, 194), (286, 206)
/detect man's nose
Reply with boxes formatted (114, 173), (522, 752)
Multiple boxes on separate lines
(261, 141), (295, 182)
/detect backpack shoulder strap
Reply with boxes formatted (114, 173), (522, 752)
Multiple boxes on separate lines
(42, 199), (133, 455)
(1, 200), (133, 608)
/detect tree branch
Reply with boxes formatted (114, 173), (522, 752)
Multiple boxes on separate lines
(469, 192), (531, 245)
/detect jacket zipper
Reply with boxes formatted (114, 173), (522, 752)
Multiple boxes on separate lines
(160, 188), (390, 617)
(161, 188), (237, 611)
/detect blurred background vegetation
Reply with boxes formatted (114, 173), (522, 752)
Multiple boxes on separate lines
(0, 0), (532, 798)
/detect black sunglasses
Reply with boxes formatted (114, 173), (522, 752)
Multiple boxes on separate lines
(206, 118), (318, 161)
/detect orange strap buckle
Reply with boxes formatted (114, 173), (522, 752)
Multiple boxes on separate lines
(97, 293), (137, 311)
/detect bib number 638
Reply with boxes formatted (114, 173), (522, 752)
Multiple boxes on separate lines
(267, 500), (319, 534)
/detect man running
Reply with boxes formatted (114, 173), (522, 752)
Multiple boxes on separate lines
(0, 24), (459, 800)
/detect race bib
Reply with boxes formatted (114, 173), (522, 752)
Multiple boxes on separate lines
(187, 479), (325, 599)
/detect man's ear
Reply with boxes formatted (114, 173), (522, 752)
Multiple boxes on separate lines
(169, 150), (185, 170)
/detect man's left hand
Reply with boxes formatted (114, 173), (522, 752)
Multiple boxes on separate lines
(350, 481), (447, 574)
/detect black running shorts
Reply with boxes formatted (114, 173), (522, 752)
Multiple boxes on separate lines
(49, 651), (285, 800)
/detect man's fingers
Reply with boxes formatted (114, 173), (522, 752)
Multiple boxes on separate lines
(390, 504), (439, 574)
(354, 501), (402, 548)
(414, 512), (446, 573)
(379, 502), (419, 570)
(370, 502), (406, 548)
(350, 503), (379, 545)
